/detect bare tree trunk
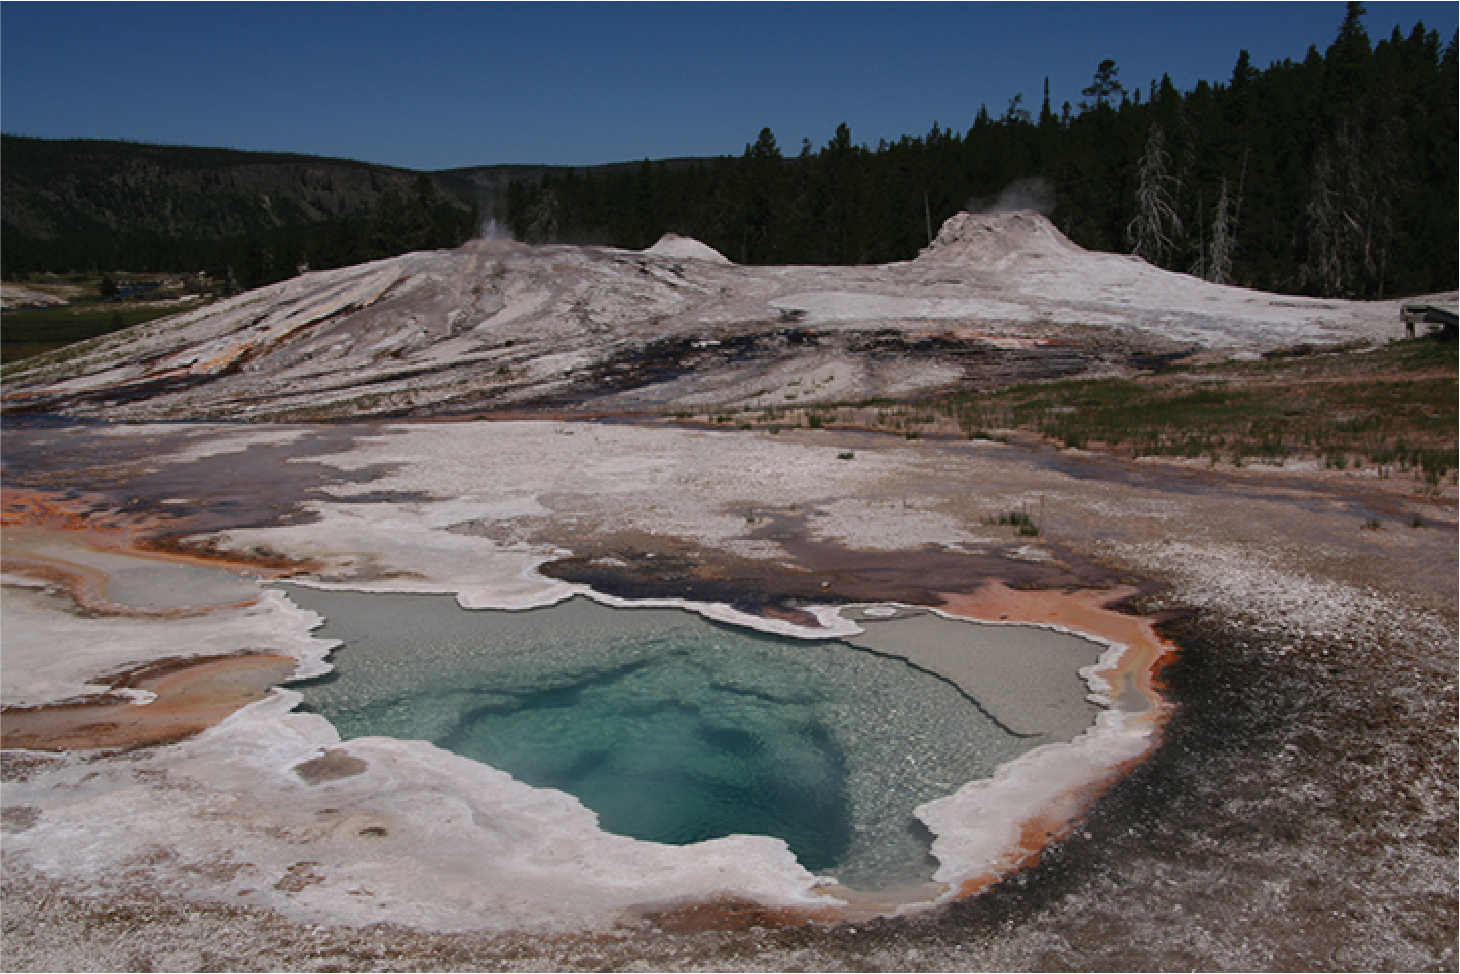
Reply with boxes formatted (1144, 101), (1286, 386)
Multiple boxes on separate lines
(1209, 178), (1234, 285)
(1302, 95), (1398, 298)
(1128, 124), (1183, 265)
(1304, 143), (1344, 296)
(1190, 187), (1206, 280)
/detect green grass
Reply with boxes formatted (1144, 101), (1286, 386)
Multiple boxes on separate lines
(670, 337), (1457, 486)
(913, 338), (1458, 479)
(982, 511), (1041, 536)
(1, 302), (201, 363)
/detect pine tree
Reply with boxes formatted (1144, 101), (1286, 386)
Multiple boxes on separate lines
(1039, 77), (1056, 129)
(1081, 59), (1127, 112)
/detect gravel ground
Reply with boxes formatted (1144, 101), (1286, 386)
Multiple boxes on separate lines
(3, 419), (1454, 971)
(4, 602), (1453, 972)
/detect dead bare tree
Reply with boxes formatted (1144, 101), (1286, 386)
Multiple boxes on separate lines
(1304, 142), (1345, 295)
(1208, 178), (1235, 285)
(1301, 93), (1399, 297)
(1128, 124), (1183, 265)
(1190, 187), (1206, 281)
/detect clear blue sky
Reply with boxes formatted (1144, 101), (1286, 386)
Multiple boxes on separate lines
(3, 2), (1455, 171)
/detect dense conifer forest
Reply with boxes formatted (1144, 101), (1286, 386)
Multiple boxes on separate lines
(4, 4), (1454, 298)
(506, 5), (1456, 298)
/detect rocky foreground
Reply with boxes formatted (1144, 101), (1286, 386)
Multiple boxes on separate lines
(1, 214), (1455, 970)
(2, 415), (1454, 971)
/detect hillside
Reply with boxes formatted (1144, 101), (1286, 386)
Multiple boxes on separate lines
(1, 211), (1426, 424)
(0, 137), (465, 241)
(0, 136), (712, 243)
(0, 136), (717, 284)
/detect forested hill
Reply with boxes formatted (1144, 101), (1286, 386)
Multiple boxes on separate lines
(509, 7), (1455, 299)
(0, 136), (713, 288)
(0, 138), (710, 241)
(0, 138), (458, 285)
(2, 138), (464, 239)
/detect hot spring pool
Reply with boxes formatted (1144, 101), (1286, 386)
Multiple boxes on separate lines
(284, 588), (1102, 892)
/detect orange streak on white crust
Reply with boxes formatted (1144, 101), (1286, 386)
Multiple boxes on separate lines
(937, 582), (1174, 713)
(919, 582), (1176, 902)
(1, 653), (299, 752)
(2, 490), (324, 745)
(2, 487), (310, 577)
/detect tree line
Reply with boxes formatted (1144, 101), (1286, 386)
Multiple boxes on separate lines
(506, 4), (1455, 299)
(4, 176), (477, 291)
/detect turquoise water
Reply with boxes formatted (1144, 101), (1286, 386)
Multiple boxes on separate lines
(285, 589), (1058, 890)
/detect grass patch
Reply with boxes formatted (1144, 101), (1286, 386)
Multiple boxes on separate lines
(714, 338), (1455, 488)
(919, 338), (1457, 478)
(661, 338), (1454, 491)
(982, 510), (1042, 536)
(2, 301), (202, 363)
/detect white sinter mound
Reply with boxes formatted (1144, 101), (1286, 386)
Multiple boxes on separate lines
(3, 209), (1430, 423)
(643, 233), (733, 263)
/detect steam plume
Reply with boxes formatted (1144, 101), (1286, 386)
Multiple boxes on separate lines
(477, 217), (513, 241)
(967, 177), (1055, 216)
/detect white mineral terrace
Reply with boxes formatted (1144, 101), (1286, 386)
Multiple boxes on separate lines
(3, 211), (1427, 423)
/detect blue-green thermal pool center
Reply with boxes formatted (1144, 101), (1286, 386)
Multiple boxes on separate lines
(285, 589), (1104, 891)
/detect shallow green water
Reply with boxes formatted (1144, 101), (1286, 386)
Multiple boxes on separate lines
(285, 589), (1073, 890)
